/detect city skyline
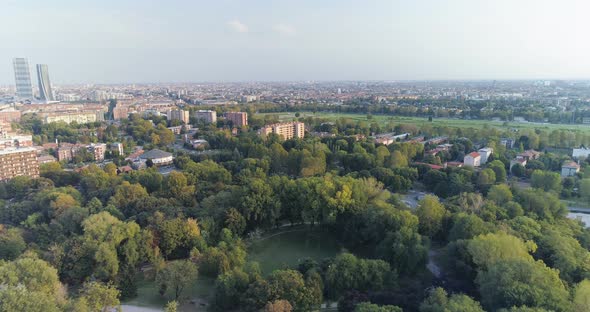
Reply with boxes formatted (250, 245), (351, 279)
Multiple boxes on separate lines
(2, 0), (590, 85)
(36, 64), (54, 101)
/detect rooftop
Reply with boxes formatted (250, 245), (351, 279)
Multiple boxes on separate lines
(140, 149), (173, 160)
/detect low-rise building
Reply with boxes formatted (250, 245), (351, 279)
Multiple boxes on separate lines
(139, 149), (174, 166)
(110, 142), (124, 156)
(500, 138), (515, 149)
(464, 151), (481, 167)
(478, 148), (493, 164)
(561, 161), (580, 177)
(573, 147), (590, 160)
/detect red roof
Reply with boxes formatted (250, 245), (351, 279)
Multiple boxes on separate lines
(468, 151), (480, 158)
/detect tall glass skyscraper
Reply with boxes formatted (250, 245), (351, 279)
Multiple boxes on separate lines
(36, 64), (55, 101)
(12, 58), (34, 99)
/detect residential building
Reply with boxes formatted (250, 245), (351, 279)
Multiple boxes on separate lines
(194, 110), (217, 124)
(561, 161), (580, 177)
(260, 122), (305, 140)
(110, 142), (124, 156)
(226, 112), (248, 127)
(0, 147), (39, 181)
(0, 110), (22, 123)
(168, 109), (190, 124)
(478, 148), (493, 164)
(241, 95), (259, 102)
(56, 143), (82, 162)
(573, 147), (590, 160)
(36, 64), (55, 101)
(38, 154), (57, 164)
(44, 112), (102, 124)
(88, 143), (106, 161)
(113, 105), (131, 120)
(464, 151), (481, 167)
(13, 58), (34, 99)
(0, 135), (33, 150)
(139, 149), (174, 166)
(500, 138), (515, 149)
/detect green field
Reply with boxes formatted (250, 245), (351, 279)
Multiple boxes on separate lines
(259, 112), (590, 134)
(247, 228), (342, 275)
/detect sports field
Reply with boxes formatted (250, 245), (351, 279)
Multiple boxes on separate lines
(259, 112), (590, 134)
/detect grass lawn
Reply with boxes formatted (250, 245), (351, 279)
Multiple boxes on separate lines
(259, 112), (590, 134)
(123, 269), (216, 310)
(247, 227), (343, 275)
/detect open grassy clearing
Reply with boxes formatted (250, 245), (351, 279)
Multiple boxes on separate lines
(259, 112), (590, 134)
(247, 227), (342, 275)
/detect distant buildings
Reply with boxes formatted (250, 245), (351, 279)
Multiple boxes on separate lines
(561, 161), (580, 177)
(36, 64), (55, 101)
(44, 111), (104, 124)
(374, 133), (410, 145)
(241, 95), (259, 103)
(463, 152), (481, 167)
(260, 122), (305, 140)
(13, 58), (34, 99)
(194, 110), (217, 124)
(226, 112), (248, 127)
(0, 110), (22, 123)
(168, 109), (190, 124)
(510, 150), (541, 170)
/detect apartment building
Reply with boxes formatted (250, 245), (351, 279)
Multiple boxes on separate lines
(194, 110), (217, 124)
(260, 122), (305, 140)
(0, 147), (39, 181)
(226, 112), (248, 127)
(168, 109), (190, 124)
(89, 143), (107, 161)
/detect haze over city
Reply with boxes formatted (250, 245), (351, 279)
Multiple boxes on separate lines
(2, 0), (590, 84)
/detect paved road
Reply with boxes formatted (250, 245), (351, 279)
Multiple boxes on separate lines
(120, 306), (162, 312)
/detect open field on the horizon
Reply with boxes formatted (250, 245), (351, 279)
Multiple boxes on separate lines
(258, 112), (590, 134)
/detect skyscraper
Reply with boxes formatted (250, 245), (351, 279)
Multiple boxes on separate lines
(36, 64), (55, 101)
(12, 58), (34, 99)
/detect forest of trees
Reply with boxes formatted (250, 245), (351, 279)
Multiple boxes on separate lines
(1, 111), (590, 311)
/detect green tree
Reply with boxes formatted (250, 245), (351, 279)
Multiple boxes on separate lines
(165, 301), (178, 312)
(416, 195), (447, 238)
(467, 232), (535, 270)
(488, 160), (507, 182)
(420, 287), (484, 312)
(0, 257), (63, 297)
(0, 226), (26, 260)
(0, 285), (60, 312)
(355, 302), (403, 312)
(530, 170), (561, 193)
(476, 259), (570, 311)
(156, 260), (198, 300)
(79, 281), (121, 312)
(487, 184), (513, 206)
(573, 279), (590, 311)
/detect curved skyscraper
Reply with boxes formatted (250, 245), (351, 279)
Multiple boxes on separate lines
(36, 64), (55, 101)
(12, 58), (34, 99)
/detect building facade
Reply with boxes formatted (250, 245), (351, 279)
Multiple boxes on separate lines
(168, 109), (190, 124)
(561, 161), (580, 177)
(463, 152), (481, 167)
(0, 110), (22, 123)
(194, 110), (217, 124)
(13, 58), (34, 99)
(260, 122), (305, 140)
(0, 147), (39, 181)
(226, 112), (248, 127)
(36, 64), (55, 101)
(89, 143), (106, 161)
(44, 112), (102, 124)
(478, 148), (493, 164)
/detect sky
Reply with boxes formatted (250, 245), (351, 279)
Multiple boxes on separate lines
(2, 0), (590, 84)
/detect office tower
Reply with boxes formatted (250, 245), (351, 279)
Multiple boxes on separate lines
(194, 110), (217, 124)
(12, 58), (34, 99)
(226, 112), (248, 127)
(36, 64), (55, 101)
(260, 122), (305, 140)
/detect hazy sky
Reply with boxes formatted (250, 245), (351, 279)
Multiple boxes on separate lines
(2, 0), (590, 84)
